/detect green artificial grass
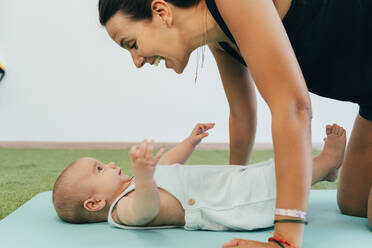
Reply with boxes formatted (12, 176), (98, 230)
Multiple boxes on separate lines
(0, 148), (338, 221)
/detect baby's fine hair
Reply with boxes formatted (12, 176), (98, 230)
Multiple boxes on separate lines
(52, 159), (106, 224)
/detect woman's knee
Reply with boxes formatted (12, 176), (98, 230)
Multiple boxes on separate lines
(337, 188), (368, 217)
(368, 186), (372, 228)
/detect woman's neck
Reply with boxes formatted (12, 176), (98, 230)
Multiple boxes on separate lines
(172, 1), (229, 52)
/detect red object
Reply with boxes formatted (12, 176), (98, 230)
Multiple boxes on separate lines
(268, 232), (298, 248)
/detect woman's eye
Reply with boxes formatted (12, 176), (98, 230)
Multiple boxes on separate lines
(130, 42), (137, 50)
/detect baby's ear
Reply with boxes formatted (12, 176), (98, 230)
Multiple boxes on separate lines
(83, 198), (106, 212)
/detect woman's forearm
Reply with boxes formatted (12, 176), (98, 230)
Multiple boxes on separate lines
(272, 107), (312, 247)
(229, 111), (257, 165)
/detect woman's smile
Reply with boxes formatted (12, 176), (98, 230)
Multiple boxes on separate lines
(105, 10), (191, 74)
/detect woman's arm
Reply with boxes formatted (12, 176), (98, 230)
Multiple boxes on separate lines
(158, 123), (215, 165)
(208, 43), (257, 165)
(216, 0), (312, 246)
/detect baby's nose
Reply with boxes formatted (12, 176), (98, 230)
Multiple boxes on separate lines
(107, 162), (116, 169)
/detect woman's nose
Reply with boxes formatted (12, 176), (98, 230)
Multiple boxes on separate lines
(131, 53), (145, 68)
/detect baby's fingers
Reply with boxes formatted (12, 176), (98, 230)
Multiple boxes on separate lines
(138, 139), (148, 157)
(152, 148), (165, 165)
(145, 140), (155, 159)
(196, 123), (215, 134)
(198, 132), (209, 138)
(130, 146), (139, 159)
(203, 123), (215, 131)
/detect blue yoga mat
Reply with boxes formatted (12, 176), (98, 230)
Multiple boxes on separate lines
(0, 190), (371, 248)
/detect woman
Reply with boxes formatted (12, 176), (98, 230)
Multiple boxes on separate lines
(98, 0), (372, 247)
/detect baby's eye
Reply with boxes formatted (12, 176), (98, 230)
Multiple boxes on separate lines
(97, 166), (103, 172)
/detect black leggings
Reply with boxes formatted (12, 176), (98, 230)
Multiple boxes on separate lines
(359, 104), (372, 121)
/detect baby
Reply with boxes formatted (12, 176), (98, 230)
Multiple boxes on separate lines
(53, 123), (346, 231)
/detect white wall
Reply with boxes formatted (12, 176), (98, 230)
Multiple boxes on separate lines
(0, 0), (359, 144)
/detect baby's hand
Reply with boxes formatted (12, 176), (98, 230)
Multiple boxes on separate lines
(188, 123), (215, 146)
(130, 139), (164, 181)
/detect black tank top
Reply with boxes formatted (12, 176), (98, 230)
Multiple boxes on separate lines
(205, 0), (246, 66)
(205, 0), (372, 105)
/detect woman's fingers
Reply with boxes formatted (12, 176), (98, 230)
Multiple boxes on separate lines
(222, 239), (240, 248)
(222, 239), (256, 248)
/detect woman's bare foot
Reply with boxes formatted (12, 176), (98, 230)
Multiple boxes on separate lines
(320, 124), (347, 182)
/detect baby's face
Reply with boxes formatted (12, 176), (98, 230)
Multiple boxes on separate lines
(74, 157), (131, 202)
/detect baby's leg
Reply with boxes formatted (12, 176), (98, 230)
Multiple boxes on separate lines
(311, 124), (347, 185)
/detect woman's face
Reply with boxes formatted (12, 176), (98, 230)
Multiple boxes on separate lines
(105, 10), (192, 74)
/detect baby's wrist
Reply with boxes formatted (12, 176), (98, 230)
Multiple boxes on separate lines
(132, 169), (154, 182)
(133, 176), (156, 187)
(185, 137), (197, 147)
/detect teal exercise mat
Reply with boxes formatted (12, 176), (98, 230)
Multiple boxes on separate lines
(0, 190), (371, 248)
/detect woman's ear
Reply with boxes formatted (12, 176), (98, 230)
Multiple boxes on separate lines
(83, 198), (107, 212)
(151, 0), (173, 26)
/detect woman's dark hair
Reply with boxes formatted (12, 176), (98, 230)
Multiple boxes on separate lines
(99, 0), (202, 25)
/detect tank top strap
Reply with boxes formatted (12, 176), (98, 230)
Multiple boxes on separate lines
(107, 184), (135, 228)
(107, 183), (179, 230)
(205, 0), (247, 66)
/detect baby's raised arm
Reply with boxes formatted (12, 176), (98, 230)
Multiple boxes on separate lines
(116, 140), (163, 226)
(158, 123), (215, 165)
(116, 123), (214, 225)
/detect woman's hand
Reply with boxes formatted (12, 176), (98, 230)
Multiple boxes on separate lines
(222, 239), (279, 248)
(188, 123), (215, 146)
(130, 139), (164, 181)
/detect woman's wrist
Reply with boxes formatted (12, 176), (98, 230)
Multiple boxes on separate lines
(273, 220), (305, 248)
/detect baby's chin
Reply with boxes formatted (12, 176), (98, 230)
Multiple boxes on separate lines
(121, 174), (132, 181)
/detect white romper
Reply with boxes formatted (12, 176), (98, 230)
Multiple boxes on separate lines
(108, 159), (276, 231)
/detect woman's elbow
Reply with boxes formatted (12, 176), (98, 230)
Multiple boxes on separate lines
(271, 99), (312, 123)
(294, 101), (313, 120)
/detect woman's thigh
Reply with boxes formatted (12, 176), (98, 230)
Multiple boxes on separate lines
(337, 114), (372, 217)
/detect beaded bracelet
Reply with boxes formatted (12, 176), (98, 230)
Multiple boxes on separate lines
(268, 232), (298, 248)
(275, 208), (307, 219)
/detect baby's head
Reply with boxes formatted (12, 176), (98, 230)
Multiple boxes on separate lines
(53, 157), (131, 223)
